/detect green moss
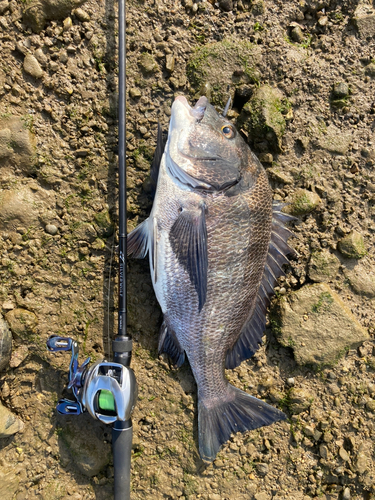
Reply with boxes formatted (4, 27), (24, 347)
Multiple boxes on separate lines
(311, 292), (333, 313)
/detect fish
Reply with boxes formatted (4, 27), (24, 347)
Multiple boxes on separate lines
(127, 95), (295, 461)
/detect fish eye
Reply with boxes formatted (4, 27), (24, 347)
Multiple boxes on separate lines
(221, 125), (235, 139)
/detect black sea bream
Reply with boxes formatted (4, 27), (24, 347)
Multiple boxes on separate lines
(128, 95), (295, 461)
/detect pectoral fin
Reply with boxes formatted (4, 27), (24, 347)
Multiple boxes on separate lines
(169, 203), (208, 311)
(127, 218), (149, 258)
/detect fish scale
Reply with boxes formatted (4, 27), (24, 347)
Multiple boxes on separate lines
(128, 95), (295, 461)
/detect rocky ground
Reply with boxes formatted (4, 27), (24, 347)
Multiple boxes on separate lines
(0, 0), (375, 499)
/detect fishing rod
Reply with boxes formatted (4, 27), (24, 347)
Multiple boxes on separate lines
(47, 1), (137, 499)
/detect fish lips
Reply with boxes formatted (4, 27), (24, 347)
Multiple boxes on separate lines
(166, 96), (241, 192)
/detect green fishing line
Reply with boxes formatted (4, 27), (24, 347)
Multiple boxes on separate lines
(98, 390), (116, 412)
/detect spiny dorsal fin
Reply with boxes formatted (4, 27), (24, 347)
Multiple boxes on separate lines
(225, 203), (295, 369)
(150, 123), (166, 193)
(169, 203), (208, 312)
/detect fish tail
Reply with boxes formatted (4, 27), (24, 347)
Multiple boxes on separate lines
(198, 385), (286, 462)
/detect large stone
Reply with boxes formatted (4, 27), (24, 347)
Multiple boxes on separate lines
(5, 308), (38, 340)
(58, 414), (111, 477)
(338, 230), (366, 259)
(284, 188), (321, 216)
(0, 401), (24, 438)
(318, 124), (352, 155)
(187, 38), (261, 108)
(308, 250), (340, 282)
(0, 116), (36, 174)
(0, 315), (12, 372)
(239, 85), (290, 153)
(0, 467), (20, 500)
(0, 185), (53, 231)
(23, 54), (43, 78)
(353, 1), (375, 39)
(344, 263), (375, 297)
(23, 0), (88, 32)
(271, 283), (369, 366)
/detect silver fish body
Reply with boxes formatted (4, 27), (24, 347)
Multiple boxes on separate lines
(128, 96), (294, 461)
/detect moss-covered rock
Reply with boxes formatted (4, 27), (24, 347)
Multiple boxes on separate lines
(5, 308), (38, 340)
(186, 38), (261, 108)
(308, 250), (340, 282)
(284, 188), (321, 216)
(238, 85), (290, 152)
(271, 283), (369, 367)
(338, 230), (366, 259)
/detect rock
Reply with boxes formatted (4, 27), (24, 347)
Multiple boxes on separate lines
(0, 467), (20, 500)
(0, 315), (12, 372)
(187, 38), (261, 107)
(0, 1), (9, 15)
(308, 250), (340, 282)
(271, 283), (369, 366)
(0, 185), (53, 231)
(94, 210), (114, 238)
(353, 1), (375, 39)
(338, 230), (366, 259)
(255, 463), (269, 476)
(63, 16), (72, 31)
(34, 47), (48, 67)
(342, 487), (351, 500)
(319, 444), (329, 459)
(354, 442), (371, 473)
(5, 308), (38, 340)
(339, 447), (350, 462)
(284, 188), (321, 216)
(332, 82), (349, 99)
(9, 345), (29, 368)
(254, 493), (271, 500)
(129, 87), (142, 98)
(139, 53), (158, 74)
(290, 26), (304, 43)
(238, 85), (289, 153)
(58, 414), (111, 476)
(23, 0), (88, 33)
(165, 53), (175, 73)
(45, 224), (58, 235)
(318, 124), (352, 155)
(288, 387), (313, 414)
(0, 401), (24, 437)
(69, 222), (97, 242)
(365, 62), (375, 78)
(73, 7), (90, 22)
(218, 0), (233, 11)
(266, 167), (293, 185)
(344, 264), (375, 297)
(0, 115), (36, 174)
(365, 399), (375, 412)
(23, 54), (43, 78)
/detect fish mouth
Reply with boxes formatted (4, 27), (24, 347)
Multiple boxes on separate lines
(174, 95), (208, 122)
(166, 96), (241, 192)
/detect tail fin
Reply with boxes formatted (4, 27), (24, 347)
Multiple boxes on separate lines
(198, 385), (286, 462)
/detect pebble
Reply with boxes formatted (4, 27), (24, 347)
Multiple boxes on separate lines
(286, 377), (295, 386)
(290, 26), (304, 43)
(0, 401), (24, 437)
(332, 82), (349, 99)
(74, 8), (90, 22)
(23, 54), (43, 79)
(129, 87), (142, 98)
(34, 48), (48, 67)
(63, 17), (72, 31)
(45, 224), (58, 235)
(339, 447), (350, 462)
(255, 463), (269, 476)
(342, 487), (351, 500)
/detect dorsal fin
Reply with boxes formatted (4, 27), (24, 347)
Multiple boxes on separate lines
(225, 203), (296, 369)
(150, 123), (166, 193)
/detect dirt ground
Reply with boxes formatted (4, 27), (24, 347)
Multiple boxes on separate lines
(0, 0), (375, 499)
